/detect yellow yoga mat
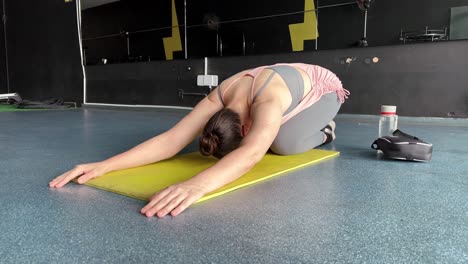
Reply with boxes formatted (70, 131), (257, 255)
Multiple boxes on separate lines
(84, 149), (339, 203)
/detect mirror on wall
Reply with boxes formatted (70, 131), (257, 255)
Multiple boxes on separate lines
(80, 0), (468, 65)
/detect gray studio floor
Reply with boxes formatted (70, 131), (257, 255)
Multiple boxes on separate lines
(0, 107), (467, 263)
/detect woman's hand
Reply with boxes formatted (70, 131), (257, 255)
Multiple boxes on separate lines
(140, 181), (207, 218)
(49, 162), (108, 188)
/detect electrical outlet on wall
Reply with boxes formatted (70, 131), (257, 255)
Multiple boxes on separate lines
(197, 75), (218, 87)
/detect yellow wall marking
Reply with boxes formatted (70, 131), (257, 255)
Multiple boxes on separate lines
(289, 0), (318, 51)
(163, 0), (182, 60)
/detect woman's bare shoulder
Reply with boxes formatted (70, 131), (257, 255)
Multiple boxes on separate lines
(220, 70), (250, 87)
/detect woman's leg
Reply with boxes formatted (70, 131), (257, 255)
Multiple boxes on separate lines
(270, 92), (341, 155)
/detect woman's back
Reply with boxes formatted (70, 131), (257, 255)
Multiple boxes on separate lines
(217, 64), (314, 123)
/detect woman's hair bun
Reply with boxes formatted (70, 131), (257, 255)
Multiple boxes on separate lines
(199, 108), (243, 159)
(199, 132), (220, 156)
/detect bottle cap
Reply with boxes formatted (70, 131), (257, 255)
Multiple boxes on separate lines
(381, 105), (397, 115)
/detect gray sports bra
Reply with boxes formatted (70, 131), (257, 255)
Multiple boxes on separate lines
(217, 65), (304, 116)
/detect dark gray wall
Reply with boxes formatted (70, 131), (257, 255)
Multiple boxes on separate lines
(86, 59), (206, 107)
(86, 40), (468, 117)
(82, 0), (468, 62)
(0, 0), (7, 94)
(4, 0), (83, 102)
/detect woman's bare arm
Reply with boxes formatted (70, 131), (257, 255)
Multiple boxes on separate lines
(100, 94), (223, 173)
(49, 90), (223, 188)
(141, 98), (285, 217)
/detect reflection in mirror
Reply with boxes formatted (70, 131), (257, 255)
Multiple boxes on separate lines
(450, 5), (468, 40)
(80, 0), (468, 65)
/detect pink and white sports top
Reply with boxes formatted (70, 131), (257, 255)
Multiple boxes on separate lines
(218, 63), (350, 125)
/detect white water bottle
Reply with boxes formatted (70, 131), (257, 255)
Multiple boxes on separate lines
(378, 105), (398, 138)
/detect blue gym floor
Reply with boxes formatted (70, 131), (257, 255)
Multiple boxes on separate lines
(0, 107), (467, 263)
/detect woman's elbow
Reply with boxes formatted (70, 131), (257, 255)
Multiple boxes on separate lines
(241, 147), (266, 169)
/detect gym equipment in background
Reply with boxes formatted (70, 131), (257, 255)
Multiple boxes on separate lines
(0, 93), (22, 104)
(400, 26), (448, 43)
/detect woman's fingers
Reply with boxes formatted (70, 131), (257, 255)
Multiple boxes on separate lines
(156, 194), (186, 218)
(171, 195), (199, 217)
(49, 163), (103, 188)
(140, 188), (172, 215)
(48, 172), (69, 188)
(143, 189), (180, 217)
(76, 170), (98, 184)
(49, 168), (84, 188)
(142, 185), (204, 218)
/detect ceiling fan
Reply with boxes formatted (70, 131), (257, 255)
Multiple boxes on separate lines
(356, 0), (372, 10)
(202, 13), (221, 31)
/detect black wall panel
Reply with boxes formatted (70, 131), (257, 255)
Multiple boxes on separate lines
(5, 0), (83, 102)
(0, 0), (7, 94)
(86, 40), (468, 117)
(86, 58), (207, 107)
